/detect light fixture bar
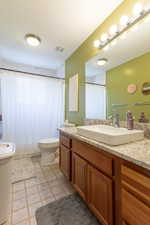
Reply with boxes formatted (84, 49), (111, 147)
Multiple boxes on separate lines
(99, 8), (150, 50)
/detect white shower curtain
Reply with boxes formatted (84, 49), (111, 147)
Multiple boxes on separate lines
(0, 70), (64, 156)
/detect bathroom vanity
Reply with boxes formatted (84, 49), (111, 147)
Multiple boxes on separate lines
(59, 128), (150, 225)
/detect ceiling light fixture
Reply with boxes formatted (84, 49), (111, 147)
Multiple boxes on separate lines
(97, 58), (108, 66)
(25, 34), (41, 47)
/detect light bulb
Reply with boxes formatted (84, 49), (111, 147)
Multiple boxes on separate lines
(94, 40), (100, 48)
(103, 45), (109, 51)
(120, 15), (129, 26)
(133, 3), (143, 16)
(147, 3), (150, 10)
(109, 25), (118, 35)
(101, 33), (108, 42)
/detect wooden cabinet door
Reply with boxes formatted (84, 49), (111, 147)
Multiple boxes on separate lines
(72, 153), (87, 201)
(60, 145), (71, 180)
(122, 188), (150, 225)
(88, 165), (113, 225)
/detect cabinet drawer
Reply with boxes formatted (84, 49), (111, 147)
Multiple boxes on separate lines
(121, 165), (150, 203)
(122, 188), (150, 225)
(72, 139), (113, 176)
(60, 134), (71, 148)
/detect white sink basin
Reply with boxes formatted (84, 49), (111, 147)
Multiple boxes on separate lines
(77, 125), (144, 146)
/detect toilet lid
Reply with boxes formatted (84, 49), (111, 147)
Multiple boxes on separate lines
(39, 138), (59, 144)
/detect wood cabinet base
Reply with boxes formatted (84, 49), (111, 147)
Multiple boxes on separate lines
(59, 132), (150, 225)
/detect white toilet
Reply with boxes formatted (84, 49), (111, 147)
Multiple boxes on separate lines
(38, 138), (59, 166)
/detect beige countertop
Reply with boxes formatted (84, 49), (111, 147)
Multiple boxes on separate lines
(60, 127), (150, 171)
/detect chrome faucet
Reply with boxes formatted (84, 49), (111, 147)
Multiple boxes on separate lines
(108, 112), (120, 128)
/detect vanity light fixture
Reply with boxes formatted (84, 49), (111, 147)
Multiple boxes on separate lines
(109, 24), (118, 35)
(93, 1), (150, 51)
(144, 14), (150, 23)
(25, 34), (41, 47)
(111, 39), (117, 46)
(94, 40), (101, 48)
(103, 45), (110, 51)
(133, 3), (144, 16)
(147, 3), (150, 10)
(131, 24), (139, 32)
(97, 58), (108, 66)
(120, 15), (129, 26)
(101, 33), (108, 42)
(120, 32), (127, 40)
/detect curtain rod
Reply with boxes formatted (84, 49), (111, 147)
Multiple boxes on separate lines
(86, 82), (105, 87)
(0, 67), (65, 80)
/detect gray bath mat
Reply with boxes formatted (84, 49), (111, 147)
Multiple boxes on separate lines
(36, 193), (101, 225)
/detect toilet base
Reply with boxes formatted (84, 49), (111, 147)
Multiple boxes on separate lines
(41, 150), (59, 167)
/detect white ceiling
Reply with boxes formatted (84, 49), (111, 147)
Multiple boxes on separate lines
(86, 18), (150, 79)
(0, 0), (123, 74)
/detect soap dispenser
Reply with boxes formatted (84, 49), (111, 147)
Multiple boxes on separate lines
(126, 111), (134, 130)
(138, 112), (149, 123)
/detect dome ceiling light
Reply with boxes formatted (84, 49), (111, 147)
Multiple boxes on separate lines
(97, 58), (108, 66)
(25, 34), (41, 47)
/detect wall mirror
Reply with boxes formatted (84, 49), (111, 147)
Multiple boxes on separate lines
(85, 14), (150, 121)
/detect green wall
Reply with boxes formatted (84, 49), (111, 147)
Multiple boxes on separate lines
(107, 52), (150, 121)
(65, 0), (149, 125)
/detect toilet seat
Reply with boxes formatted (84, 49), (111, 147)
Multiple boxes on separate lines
(38, 138), (59, 149)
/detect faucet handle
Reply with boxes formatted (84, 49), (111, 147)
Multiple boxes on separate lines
(108, 115), (113, 120)
(108, 115), (113, 126)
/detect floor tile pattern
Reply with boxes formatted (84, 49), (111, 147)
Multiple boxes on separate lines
(4, 157), (75, 225)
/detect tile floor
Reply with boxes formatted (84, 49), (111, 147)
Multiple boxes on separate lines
(5, 157), (75, 225)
